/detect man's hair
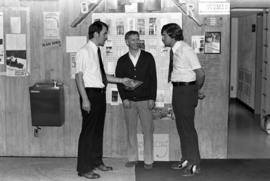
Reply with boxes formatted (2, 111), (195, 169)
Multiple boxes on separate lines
(88, 21), (108, 39)
(125, 30), (140, 40)
(161, 23), (183, 41)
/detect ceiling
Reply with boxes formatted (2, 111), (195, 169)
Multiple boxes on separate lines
(230, 0), (270, 8)
(230, 0), (270, 17)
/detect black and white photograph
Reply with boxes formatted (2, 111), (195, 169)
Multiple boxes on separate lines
(204, 31), (221, 54)
(1, 0), (270, 181)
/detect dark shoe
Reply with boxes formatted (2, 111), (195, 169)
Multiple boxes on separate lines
(125, 161), (138, 167)
(96, 164), (113, 171)
(144, 163), (153, 169)
(182, 165), (200, 176)
(171, 160), (188, 170)
(78, 171), (100, 179)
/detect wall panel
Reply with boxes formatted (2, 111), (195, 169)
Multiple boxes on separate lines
(0, 0), (230, 159)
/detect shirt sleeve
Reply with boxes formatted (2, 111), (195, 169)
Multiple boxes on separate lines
(75, 49), (87, 74)
(186, 47), (201, 70)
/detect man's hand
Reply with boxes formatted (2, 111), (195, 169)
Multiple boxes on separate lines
(122, 78), (133, 87)
(82, 98), (91, 113)
(123, 99), (131, 109)
(198, 90), (205, 100)
(148, 100), (155, 110)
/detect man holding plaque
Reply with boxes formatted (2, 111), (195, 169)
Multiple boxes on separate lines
(115, 30), (157, 169)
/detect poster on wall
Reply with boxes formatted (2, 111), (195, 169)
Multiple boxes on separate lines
(204, 32), (221, 54)
(6, 50), (27, 76)
(70, 53), (76, 79)
(5, 34), (27, 76)
(0, 39), (3, 65)
(191, 35), (205, 54)
(109, 87), (121, 105)
(43, 12), (60, 39)
(138, 134), (169, 161)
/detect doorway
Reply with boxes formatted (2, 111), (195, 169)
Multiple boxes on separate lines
(228, 8), (269, 158)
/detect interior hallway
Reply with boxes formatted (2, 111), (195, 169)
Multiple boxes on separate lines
(0, 100), (270, 181)
(227, 99), (270, 158)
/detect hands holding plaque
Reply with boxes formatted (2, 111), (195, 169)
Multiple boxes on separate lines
(122, 78), (143, 91)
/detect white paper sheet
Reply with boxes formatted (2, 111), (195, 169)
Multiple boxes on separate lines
(10, 17), (21, 34)
(66, 36), (87, 53)
(6, 34), (26, 50)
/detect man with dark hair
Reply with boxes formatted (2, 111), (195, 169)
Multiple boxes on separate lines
(161, 23), (205, 176)
(116, 30), (157, 169)
(75, 21), (132, 179)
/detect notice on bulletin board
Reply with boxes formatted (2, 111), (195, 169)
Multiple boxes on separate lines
(0, 7), (30, 76)
(199, 2), (230, 15)
(43, 12), (60, 39)
(6, 34), (27, 76)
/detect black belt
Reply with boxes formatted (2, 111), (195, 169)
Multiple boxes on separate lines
(172, 81), (196, 86)
(86, 87), (106, 93)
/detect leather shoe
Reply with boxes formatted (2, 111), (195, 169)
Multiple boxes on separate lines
(182, 165), (200, 176)
(96, 164), (113, 171)
(78, 171), (100, 179)
(144, 163), (153, 169)
(171, 160), (188, 170)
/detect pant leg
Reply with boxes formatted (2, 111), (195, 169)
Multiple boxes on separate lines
(137, 100), (154, 164)
(93, 90), (106, 166)
(123, 101), (139, 161)
(172, 85), (200, 165)
(77, 89), (106, 174)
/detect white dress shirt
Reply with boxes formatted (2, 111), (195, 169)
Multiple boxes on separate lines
(128, 49), (141, 67)
(75, 40), (105, 88)
(171, 41), (201, 82)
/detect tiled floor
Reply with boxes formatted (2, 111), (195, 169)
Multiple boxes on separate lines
(0, 157), (135, 181)
(1, 100), (270, 180)
(227, 99), (270, 158)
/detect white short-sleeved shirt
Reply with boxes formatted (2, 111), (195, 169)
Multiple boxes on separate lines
(171, 41), (201, 82)
(75, 41), (105, 88)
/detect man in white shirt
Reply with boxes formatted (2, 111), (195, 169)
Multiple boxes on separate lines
(161, 23), (205, 176)
(75, 21), (131, 179)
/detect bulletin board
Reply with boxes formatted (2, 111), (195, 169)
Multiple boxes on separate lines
(92, 13), (182, 106)
(0, 7), (30, 77)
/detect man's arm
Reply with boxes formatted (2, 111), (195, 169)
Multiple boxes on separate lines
(194, 68), (205, 89)
(149, 54), (157, 101)
(75, 72), (90, 113)
(107, 74), (126, 84)
(115, 60), (128, 101)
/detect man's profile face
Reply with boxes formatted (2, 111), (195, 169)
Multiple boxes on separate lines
(162, 31), (173, 47)
(97, 26), (108, 46)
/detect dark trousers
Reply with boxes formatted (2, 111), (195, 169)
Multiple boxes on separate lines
(77, 88), (106, 174)
(172, 84), (200, 165)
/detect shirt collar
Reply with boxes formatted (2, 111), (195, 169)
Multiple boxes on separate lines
(128, 49), (141, 58)
(172, 41), (181, 53)
(88, 40), (98, 52)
